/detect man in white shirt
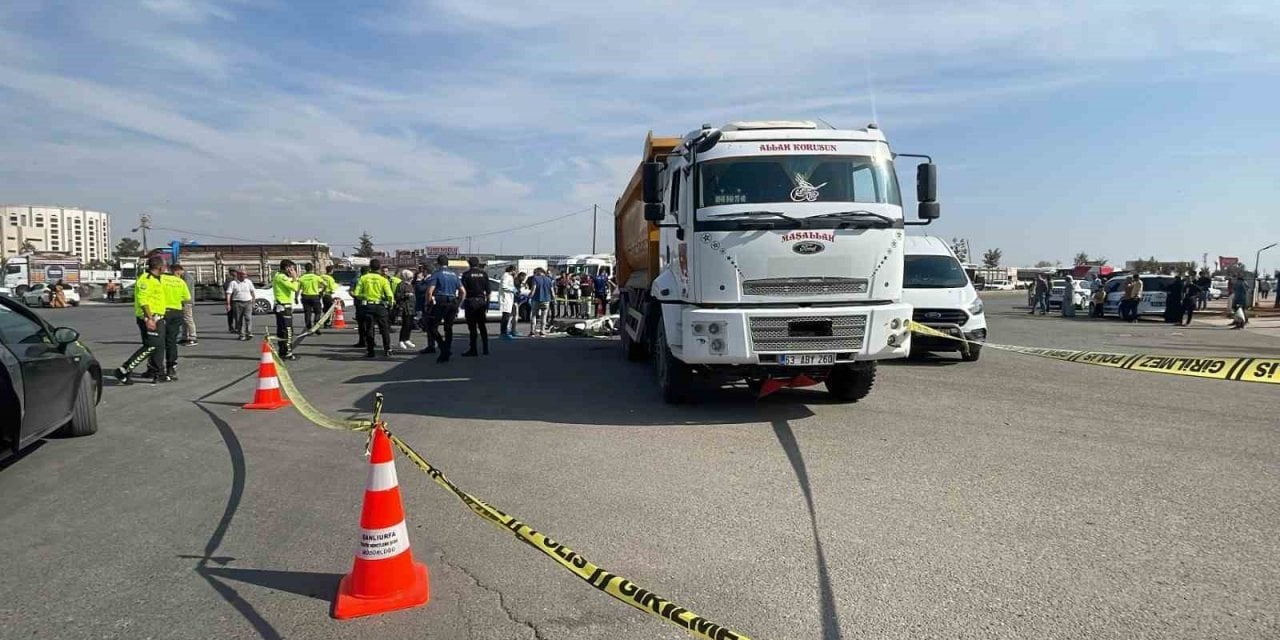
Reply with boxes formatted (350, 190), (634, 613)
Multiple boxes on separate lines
(225, 270), (257, 340)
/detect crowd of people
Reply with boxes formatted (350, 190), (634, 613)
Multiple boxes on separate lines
(1025, 270), (1256, 327)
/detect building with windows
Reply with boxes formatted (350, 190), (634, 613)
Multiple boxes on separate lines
(0, 205), (112, 263)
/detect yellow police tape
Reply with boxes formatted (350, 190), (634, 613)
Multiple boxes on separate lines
(264, 343), (750, 640)
(908, 321), (1280, 384)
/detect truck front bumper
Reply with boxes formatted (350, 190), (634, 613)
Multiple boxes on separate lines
(675, 303), (912, 365)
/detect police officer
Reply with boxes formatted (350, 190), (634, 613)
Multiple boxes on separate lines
(322, 265), (340, 329)
(273, 260), (301, 360)
(354, 258), (395, 357)
(352, 266), (370, 349)
(422, 255), (464, 363)
(114, 255), (168, 385)
(161, 263), (192, 380)
(298, 263), (326, 334)
(460, 256), (491, 357)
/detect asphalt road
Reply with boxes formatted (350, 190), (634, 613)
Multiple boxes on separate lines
(2, 293), (1277, 639)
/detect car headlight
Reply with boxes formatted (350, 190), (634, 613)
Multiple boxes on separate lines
(967, 298), (984, 315)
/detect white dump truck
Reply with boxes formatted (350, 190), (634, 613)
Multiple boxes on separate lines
(614, 121), (940, 402)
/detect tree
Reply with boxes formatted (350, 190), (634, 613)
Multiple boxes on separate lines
(982, 248), (1002, 268)
(19, 239), (37, 254)
(1073, 252), (1090, 265)
(114, 236), (142, 258)
(949, 238), (970, 263)
(1034, 260), (1054, 268)
(355, 232), (375, 258)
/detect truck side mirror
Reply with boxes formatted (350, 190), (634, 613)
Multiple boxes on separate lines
(644, 203), (665, 222)
(641, 162), (662, 204)
(916, 162), (937, 203)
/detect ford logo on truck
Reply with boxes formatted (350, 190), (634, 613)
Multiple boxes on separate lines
(792, 241), (825, 255)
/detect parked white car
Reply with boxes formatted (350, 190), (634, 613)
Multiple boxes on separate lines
(1049, 279), (1089, 310)
(986, 280), (1015, 291)
(21, 283), (81, 307)
(252, 284), (354, 315)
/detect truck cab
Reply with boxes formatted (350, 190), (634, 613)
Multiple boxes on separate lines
(617, 121), (940, 402)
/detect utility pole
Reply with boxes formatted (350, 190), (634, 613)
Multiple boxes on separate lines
(591, 204), (598, 254)
(132, 213), (152, 253)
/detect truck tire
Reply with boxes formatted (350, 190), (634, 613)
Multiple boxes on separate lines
(654, 320), (690, 404)
(60, 371), (99, 437)
(825, 363), (876, 403)
(961, 344), (983, 362)
(620, 295), (648, 361)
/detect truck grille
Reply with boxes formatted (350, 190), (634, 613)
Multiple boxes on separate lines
(742, 277), (868, 296)
(912, 308), (969, 325)
(749, 315), (867, 352)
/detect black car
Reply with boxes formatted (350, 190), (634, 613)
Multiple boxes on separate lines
(0, 296), (100, 456)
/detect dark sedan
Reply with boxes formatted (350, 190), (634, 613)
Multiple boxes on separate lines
(0, 296), (101, 457)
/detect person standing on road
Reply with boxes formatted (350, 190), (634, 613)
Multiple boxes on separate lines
(114, 256), (168, 385)
(528, 267), (555, 336)
(1164, 275), (1185, 324)
(422, 255), (463, 362)
(1181, 278), (1200, 326)
(298, 263), (325, 335)
(1091, 279), (1107, 318)
(395, 269), (417, 351)
(1231, 275), (1250, 328)
(106, 279), (118, 303)
(1195, 271), (1212, 310)
(321, 265), (339, 330)
(273, 260), (301, 360)
(413, 266), (437, 353)
(1029, 275), (1048, 315)
(176, 265), (198, 346)
(160, 264), (192, 380)
(223, 268), (238, 332)
(1061, 274), (1077, 318)
(499, 265), (517, 340)
(592, 268), (612, 318)
(352, 266), (370, 349)
(354, 259), (395, 358)
(461, 256), (492, 356)
(225, 269), (255, 340)
(1260, 278), (1272, 301)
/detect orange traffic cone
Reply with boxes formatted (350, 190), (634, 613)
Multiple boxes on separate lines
(243, 339), (292, 411)
(333, 426), (430, 619)
(333, 302), (348, 329)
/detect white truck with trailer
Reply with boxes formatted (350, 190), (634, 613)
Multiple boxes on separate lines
(615, 121), (940, 402)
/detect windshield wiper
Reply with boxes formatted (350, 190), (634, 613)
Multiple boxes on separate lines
(808, 210), (895, 226)
(708, 210), (802, 224)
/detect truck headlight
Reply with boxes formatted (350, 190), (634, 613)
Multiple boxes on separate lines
(967, 298), (984, 316)
(710, 338), (725, 353)
(707, 322), (723, 335)
(692, 322), (706, 335)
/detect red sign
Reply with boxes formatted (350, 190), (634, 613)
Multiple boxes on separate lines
(1219, 256), (1239, 268)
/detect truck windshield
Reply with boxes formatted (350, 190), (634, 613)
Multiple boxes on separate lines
(904, 255), (970, 289)
(4, 265), (21, 274)
(698, 155), (901, 209)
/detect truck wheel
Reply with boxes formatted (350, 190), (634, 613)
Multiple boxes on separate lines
(620, 296), (648, 361)
(654, 320), (689, 404)
(961, 344), (983, 362)
(60, 372), (99, 437)
(825, 363), (876, 403)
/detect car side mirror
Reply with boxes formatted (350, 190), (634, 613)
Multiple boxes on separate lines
(643, 203), (665, 222)
(53, 326), (79, 346)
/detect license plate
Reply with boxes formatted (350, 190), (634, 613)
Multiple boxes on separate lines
(780, 353), (836, 366)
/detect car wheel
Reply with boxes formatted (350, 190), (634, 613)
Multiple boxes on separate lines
(253, 298), (271, 315)
(60, 371), (99, 437)
(961, 344), (983, 362)
(826, 363), (876, 402)
(69, 301), (80, 307)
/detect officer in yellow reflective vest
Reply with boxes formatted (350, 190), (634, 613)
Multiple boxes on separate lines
(298, 263), (326, 334)
(273, 260), (301, 360)
(354, 258), (394, 358)
(322, 265), (340, 329)
(160, 263), (193, 381)
(114, 255), (168, 385)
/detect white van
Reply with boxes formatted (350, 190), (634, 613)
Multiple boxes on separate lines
(902, 236), (987, 361)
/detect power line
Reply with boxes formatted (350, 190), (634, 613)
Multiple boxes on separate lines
(152, 226), (271, 244)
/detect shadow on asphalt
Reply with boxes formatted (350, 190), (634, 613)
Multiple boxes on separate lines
(771, 420), (842, 640)
(0, 440), (47, 472)
(202, 567), (343, 602)
(307, 335), (819, 426)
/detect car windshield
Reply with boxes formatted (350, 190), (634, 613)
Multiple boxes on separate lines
(1141, 276), (1176, 292)
(904, 255), (970, 288)
(698, 154), (901, 210)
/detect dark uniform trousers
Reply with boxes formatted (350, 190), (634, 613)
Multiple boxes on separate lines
(322, 294), (335, 327)
(301, 295), (324, 332)
(354, 300), (369, 348)
(364, 303), (391, 354)
(163, 310), (183, 371)
(463, 297), (489, 353)
(275, 306), (294, 357)
(428, 298), (459, 356)
(124, 317), (166, 376)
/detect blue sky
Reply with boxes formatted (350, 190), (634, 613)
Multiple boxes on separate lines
(1, 1), (1278, 270)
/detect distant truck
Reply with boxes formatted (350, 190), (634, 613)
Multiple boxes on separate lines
(2, 253), (82, 296)
(615, 121), (940, 403)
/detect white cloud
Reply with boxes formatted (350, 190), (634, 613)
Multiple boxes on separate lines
(141, 0), (235, 23)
